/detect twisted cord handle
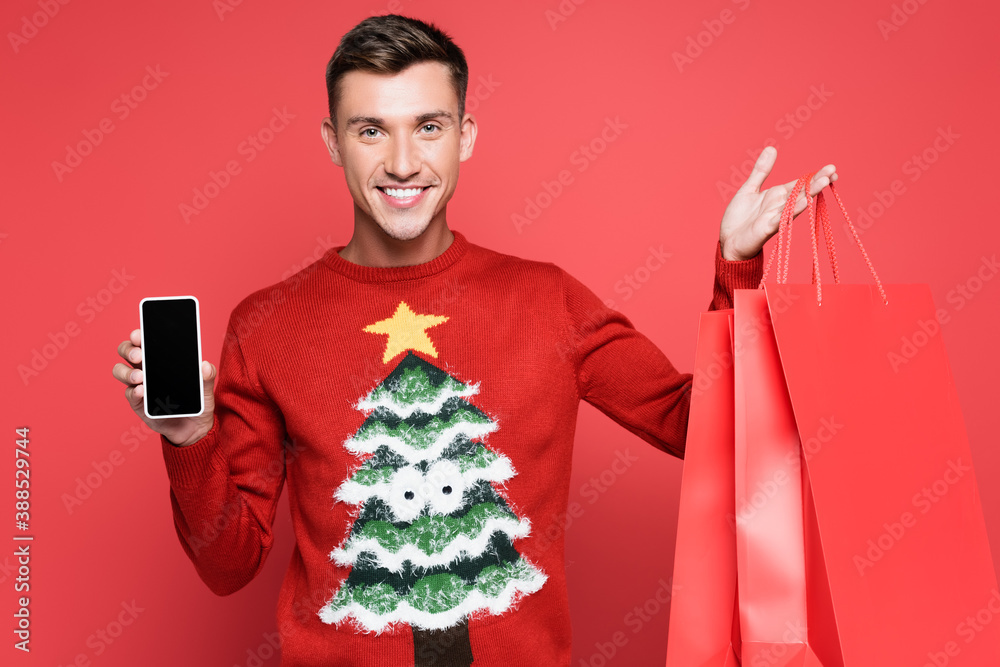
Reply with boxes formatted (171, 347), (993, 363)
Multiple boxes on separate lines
(759, 173), (888, 306)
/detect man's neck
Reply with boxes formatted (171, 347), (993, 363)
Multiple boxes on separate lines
(338, 216), (454, 268)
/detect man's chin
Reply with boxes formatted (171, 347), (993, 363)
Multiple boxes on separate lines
(373, 219), (434, 242)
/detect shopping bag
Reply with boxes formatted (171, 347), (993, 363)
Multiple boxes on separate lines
(733, 175), (834, 665)
(734, 286), (841, 666)
(665, 310), (741, 667)
(736, 173), (1000, 666)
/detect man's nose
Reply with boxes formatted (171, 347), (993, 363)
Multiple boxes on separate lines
(385, 136), (420, 180)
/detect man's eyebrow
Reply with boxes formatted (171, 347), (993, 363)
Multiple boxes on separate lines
(344, 110), (455, 128)
(345, 115), (382, 129)
(415, 110), (455, 124)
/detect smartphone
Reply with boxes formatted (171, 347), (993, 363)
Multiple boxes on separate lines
(139, 296), (205, 419)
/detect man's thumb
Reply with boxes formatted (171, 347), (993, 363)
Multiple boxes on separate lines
(737, 145), (777, 194)
(202, 361), (218, 408)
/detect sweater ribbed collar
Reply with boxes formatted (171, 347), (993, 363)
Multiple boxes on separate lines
(323, 229), (469, 283)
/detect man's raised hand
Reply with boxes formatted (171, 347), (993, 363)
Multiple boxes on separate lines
(718, 146), (838, 261)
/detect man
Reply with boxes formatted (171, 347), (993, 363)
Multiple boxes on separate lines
(112, 14), (836, 667)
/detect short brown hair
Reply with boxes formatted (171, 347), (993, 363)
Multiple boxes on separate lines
(325, 14), (469, 126)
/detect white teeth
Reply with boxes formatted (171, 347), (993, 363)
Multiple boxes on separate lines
(383, 187), (424, 198)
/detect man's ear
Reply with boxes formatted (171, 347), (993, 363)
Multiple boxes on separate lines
(458, 112), (478, 162)
(321, 117), (344, 167)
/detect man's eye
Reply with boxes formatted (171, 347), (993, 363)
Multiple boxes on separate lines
(421, 124), (439, 133)
(362, 128), (380, 138)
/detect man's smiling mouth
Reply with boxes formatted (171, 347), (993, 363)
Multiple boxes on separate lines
(375, 185), (432, 207)
(378, 186), (430, 199)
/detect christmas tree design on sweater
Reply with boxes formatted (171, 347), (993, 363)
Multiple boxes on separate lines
(319, 301), (547, 664)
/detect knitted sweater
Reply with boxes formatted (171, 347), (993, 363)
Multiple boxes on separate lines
(159, 229), (763, 666)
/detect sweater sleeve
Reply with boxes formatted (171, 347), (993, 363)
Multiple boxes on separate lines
(559, 240), (763, 459)
(158, 313), (287, 596)
(709, 238), (764, 310)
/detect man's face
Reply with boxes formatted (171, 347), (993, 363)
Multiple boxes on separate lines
(321, 61), (476, 241)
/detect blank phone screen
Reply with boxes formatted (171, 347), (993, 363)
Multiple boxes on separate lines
(141, 298), (202, 417)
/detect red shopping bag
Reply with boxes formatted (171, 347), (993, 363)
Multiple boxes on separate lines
(665, 310), (741, 667)
(735, 174), (1000, 666)
(734, 284), (841, 667)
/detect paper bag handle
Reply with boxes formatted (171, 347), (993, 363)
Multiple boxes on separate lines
(758, 172), (888, 305)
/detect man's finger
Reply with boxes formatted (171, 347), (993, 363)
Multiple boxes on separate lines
(125, 383), (144, 407)
(775, 177), (805, 210)
(118, 335), (142, 368)
(809, 176), (830, 197)
(112, 362), (142, 386)
(784, 173), (817, 219)
(807, 164), (836, 196)
(736, 146), (777, 195)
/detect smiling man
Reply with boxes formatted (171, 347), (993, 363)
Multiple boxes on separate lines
(113, 13), (837, 667)
(322, 54), (475, 266)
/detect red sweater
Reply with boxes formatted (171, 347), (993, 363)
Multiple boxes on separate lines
(160, 229), (762, 666)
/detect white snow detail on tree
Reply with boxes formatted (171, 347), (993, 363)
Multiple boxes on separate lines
(334, 444), (516, 506)
(342, 418), (498, 465)
(319, 351), (547, 634)
(318, 558), (546, 634)
(356, 367), (480, 418)
(330, 507), (533, 570)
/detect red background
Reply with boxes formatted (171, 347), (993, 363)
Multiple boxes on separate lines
(3, 0), (998, 664)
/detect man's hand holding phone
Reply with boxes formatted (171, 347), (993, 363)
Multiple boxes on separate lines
(113, 327), (218, 447)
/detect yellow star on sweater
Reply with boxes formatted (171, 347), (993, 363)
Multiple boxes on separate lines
(364, 301), (449, 364)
